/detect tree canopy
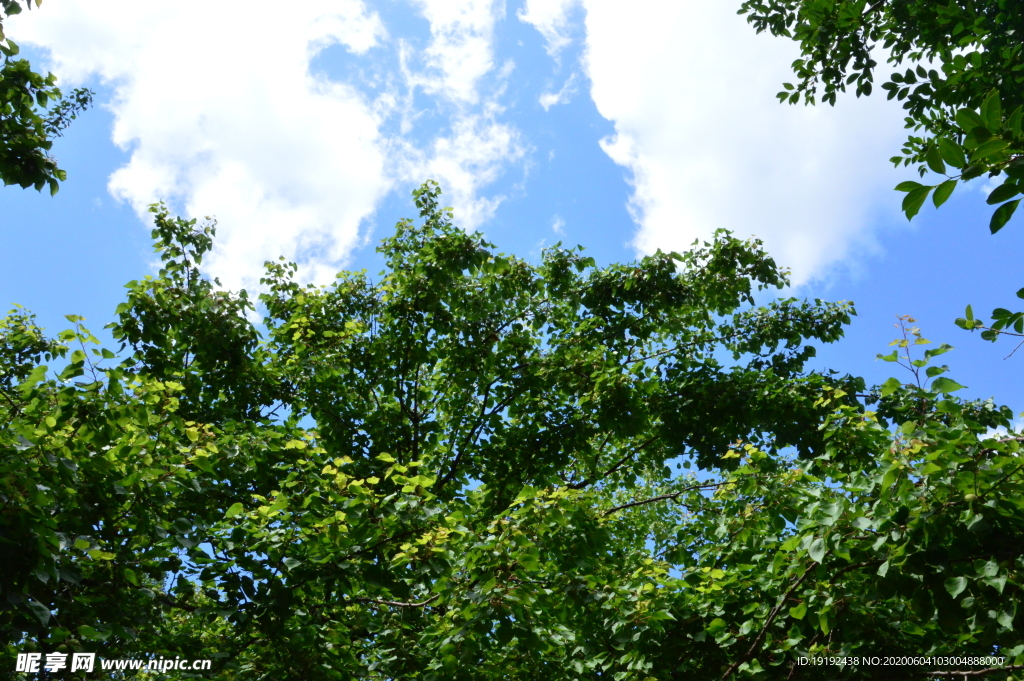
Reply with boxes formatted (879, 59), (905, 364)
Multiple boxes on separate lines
(3, 183), (1024, 679)
(0, 0), (92, 194)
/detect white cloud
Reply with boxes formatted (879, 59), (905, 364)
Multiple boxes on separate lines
(530, 0), (911, 285)
(539, 72), (578, 110)
(518, 0), (580, 58)
(394, 0), (525, 229)
(408, 0), (503, 105)
(9, 0), (524, 291)
(552, 215), (566, 234)
(392, 112), (525, 230)
(9, 0), (390, 291)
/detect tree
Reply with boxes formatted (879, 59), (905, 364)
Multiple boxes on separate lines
(4, 183), (1024, 679)
(1, 0), (92, 193)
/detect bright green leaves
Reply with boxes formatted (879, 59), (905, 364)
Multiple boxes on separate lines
(807, 537), (826, 563)
(929, 376), (966, 394)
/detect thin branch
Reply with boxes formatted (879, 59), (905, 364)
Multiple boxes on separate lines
(721, 564), (815, 681)
(158, 594), (197, 612)
(602, 482), (724, 517)
(355, 594), (439, 608)
(571, 436), (659, 490)
(0, 385), (24, 415)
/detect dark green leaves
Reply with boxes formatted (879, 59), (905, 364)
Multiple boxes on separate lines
(988, 182), (1022, 205)
(933, 179), (957, 208)
(895, 182), (933, 220)
(937, 137), (967, 168)
(0, 0), (93, 194)
(991, 199), (1021, 234)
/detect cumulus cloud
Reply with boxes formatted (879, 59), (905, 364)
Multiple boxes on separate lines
(407, 0), (501, 105)
(9, 0), (523, 290)
(396, 0), (525, 229)
(518, 0), (579, 58)
(525, 0), (911, 285)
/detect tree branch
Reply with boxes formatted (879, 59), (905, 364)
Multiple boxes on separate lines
(571, 436), (660, 490)
(355, 594), (439, 608)
(721, 564), (815, 681)
(601, 482), (725, 517)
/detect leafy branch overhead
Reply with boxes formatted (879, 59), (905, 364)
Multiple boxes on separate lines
(739, 0), (1024, 231)
(0, 0), (93, 193)
(895, 90), (1023, 232)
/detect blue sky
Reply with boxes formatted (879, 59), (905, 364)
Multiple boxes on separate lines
(3, 0), (1022, 413)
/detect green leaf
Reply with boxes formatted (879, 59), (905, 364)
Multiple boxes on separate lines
(972, 138), (1010, 161)
(1008, 106), (1023, 137)
(808, 537), (826, 563)
(955, 108), (985, 132)
(880, 377), (901, 397)
(123, 568), (139, 586)
(937, 137), (967, 167)
(990, 199), (1021, 234)
(902, 185), (932, 220)
(925, 145), (946, 174)
(930, 377), (965, 393)
(789, 602), (807, 620)
(998, 611), (1014, 630)
(706, 618), (728, 635)
(988, 182), (1022, 205)
(27, 600), (50, 626)
(981, 90), (1003, 131)
(282, 557), (301, 570)
(945, 576), (968, 598)
(225, 503), (245, 518)
(894, 181), (924, 192)
(932, 179), (957, 208)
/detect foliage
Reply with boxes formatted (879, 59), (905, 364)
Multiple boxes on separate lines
(738, 0), (1023, 231)
(0, 0), (93, 193)
(3, 184), (1023, 678)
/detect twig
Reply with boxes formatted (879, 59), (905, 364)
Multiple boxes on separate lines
(721, 564), (815, 681)
(355, 594), (439, 608)
(602, 482), (724, 517)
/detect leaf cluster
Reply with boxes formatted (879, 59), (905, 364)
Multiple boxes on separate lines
(0, 0), (93, 193)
